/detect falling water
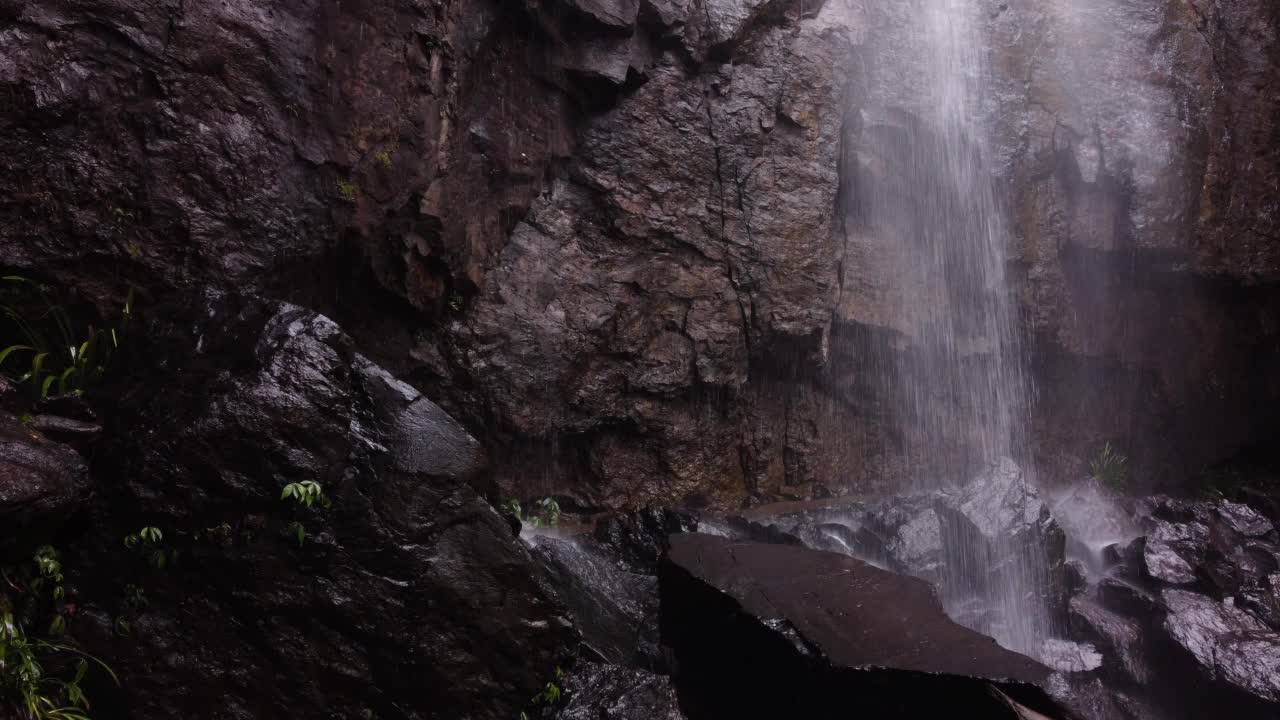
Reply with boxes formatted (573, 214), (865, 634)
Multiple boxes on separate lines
(849, 1), (1048, 654)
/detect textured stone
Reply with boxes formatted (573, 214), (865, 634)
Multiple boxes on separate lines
(1161, 589), (1280, 704)
(439, 0), (861, 508)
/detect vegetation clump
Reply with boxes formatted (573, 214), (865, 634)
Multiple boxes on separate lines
(281, 481), (330, 546)
(1, 547), (118, 720)
(506, 497), (561, 529)
(336, 180), (357, 203)
(1090, 442), (1128, 490)
(123, 527), (175, 571)
(518, 666), (564, 720)
(0, 276), (133, 402)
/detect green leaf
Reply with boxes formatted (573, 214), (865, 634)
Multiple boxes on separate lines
(30, 350), (48, 380)
(40, 374), (57, 400)
(0, 343), (33, 366)
(287, 521), (307, 547)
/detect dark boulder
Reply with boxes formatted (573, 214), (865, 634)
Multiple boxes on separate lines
(70, 298), (576, 720)
(660, 533), (1067, 719)
(530, 533), (662, 668)
(592, 508), (698, 574)
(1159, 589), (1280, 705)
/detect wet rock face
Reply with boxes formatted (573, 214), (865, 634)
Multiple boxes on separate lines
(69, 298), (575, 720)
(435, 0), (862, 508)
(0, 0), (601, 311)
(3, 0), (1276, 508)
(0, 0), (870, 509)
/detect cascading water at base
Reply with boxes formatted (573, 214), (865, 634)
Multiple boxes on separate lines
(846, 0), (1050, 655)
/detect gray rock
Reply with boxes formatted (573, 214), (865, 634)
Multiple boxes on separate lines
(1141, 520), (1208, 585)
(949, 457), (1056, 545)
(880, 499), (946, 579)
(1040, 638), (1103, 674)
(1142, 540), (1199, 585)
(1161, 589), (1280, 704)
(1215, 500), (1275, 539)
(1068, 594), (1148, 684)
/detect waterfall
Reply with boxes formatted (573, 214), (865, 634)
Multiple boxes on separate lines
(848, 0), (1049, 654)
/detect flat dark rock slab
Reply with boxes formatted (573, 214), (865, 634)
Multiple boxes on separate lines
(661, 533), (1065, 719)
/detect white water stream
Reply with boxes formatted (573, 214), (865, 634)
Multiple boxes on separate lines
(851, 0), (1046, 655)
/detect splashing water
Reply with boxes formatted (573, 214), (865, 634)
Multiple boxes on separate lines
(849, 0), (1049, 654)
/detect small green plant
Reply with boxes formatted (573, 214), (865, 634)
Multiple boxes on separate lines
(1090, 442), (1128, 490)
(285, 521), (307, 547)
(281, 481), (327, 508)
(507, 498), (561, 530)
(281, 481), (330, 546)
(122, 585), (147, 611)
(519, 666), (564, 718)
(336, 180), (357, 202)
(0, 277), (134, 402)
(373, 150), (392, 168)
(446, 294), (464, 313)
(1, 548), (120, 719)
(1, 613), (119, 720)
(193, 521), (234, 548)
(123, 527), (174, 570)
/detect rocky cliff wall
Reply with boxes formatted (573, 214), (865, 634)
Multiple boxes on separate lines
(2, 0), (1277, 511)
